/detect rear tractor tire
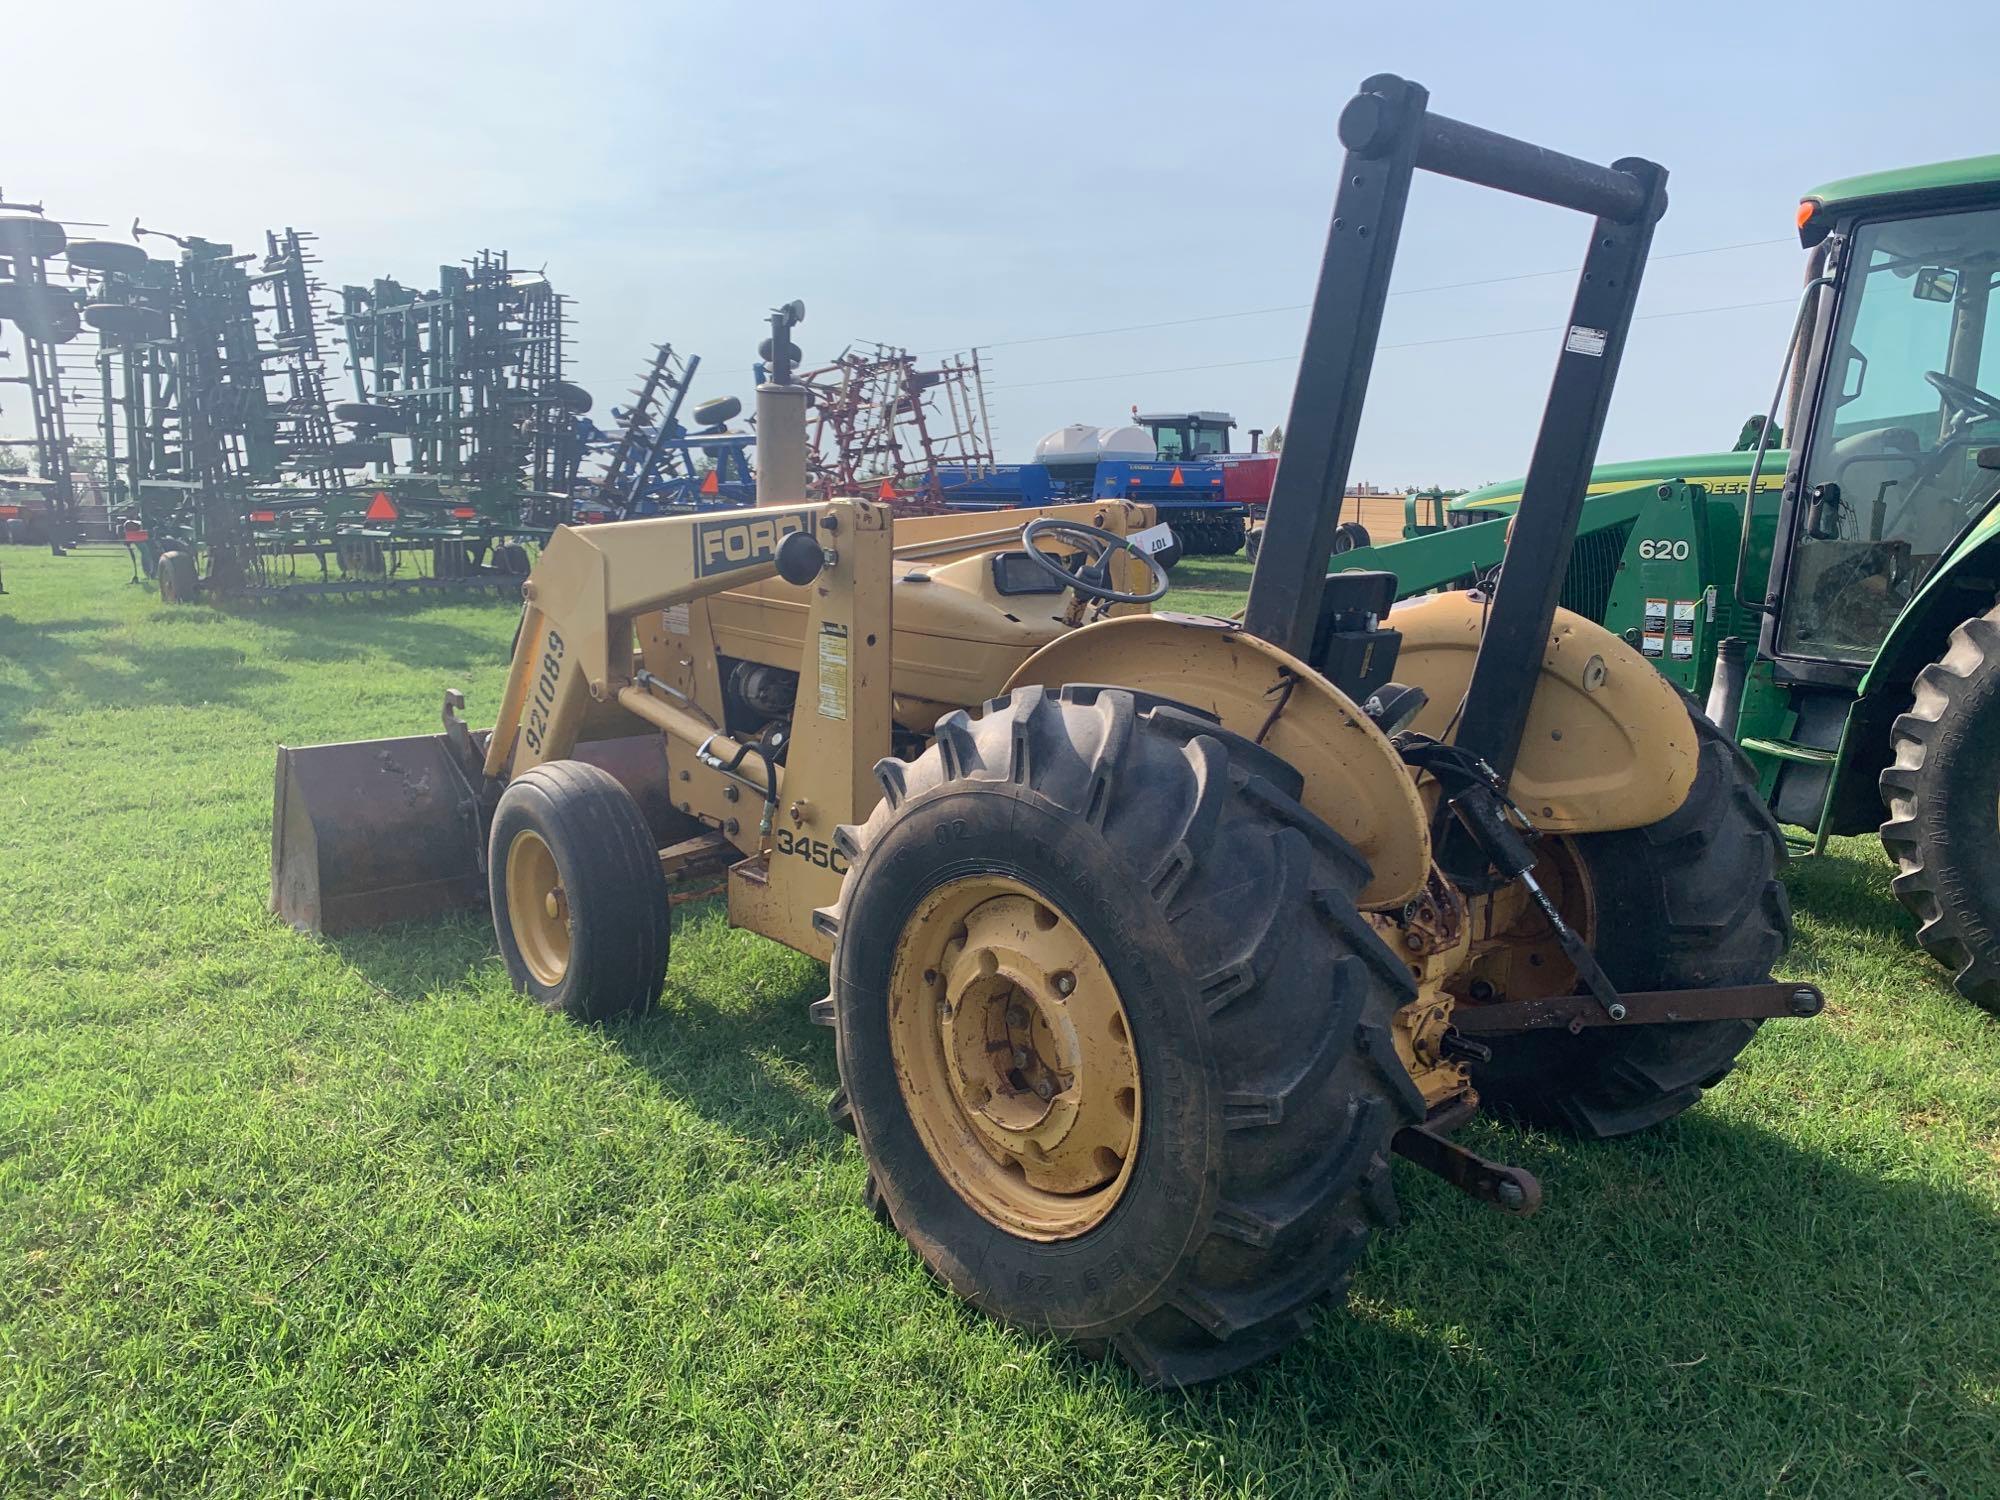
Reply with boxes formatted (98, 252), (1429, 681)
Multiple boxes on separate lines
(823, 683), (1425, 1386)
(1880, 604), (2000, 1013)
(1467, 707), (1791, 1139)
(490, 761), (671, 1023)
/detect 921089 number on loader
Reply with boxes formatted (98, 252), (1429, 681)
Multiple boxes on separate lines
(273, 76), (1822, 1386)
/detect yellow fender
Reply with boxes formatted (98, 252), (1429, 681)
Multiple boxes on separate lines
(1005, 614), (1431, 911)
(1389, 592), (1696, 831)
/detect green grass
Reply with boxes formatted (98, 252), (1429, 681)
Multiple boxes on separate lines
(1162, 553), (1253, 618)
(2, 545), (1998, 1498)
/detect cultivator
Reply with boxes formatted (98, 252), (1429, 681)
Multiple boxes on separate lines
(801, 342), (995, 504)
(0, 195), (83, 553)
(340, 249), (584, 512)
(577, 342), (753, 518)
(45, 228), (586, 600)
(63, 221), (359, 595)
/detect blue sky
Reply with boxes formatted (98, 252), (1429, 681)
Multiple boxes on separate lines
(8, 0), (1998, 487)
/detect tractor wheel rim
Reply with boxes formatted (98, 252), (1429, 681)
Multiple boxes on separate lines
(506, 829), (571, 986)
(887, 876), (1139, 1240)
(1457, 835), (1596, 1003)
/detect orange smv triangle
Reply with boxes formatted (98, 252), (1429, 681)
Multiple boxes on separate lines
(1169, 466), (1185, 487)
(878, 479), (897, 500)
(701, 469), (719, 496)
(365, 490), (398, 522)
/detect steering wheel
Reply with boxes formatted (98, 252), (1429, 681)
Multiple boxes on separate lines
(1020, 517), (1170, 606)
(1926, 370), (2000, 428)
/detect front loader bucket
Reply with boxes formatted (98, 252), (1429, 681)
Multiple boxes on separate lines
(271, 734), (486, 936)
(271, 731), (683, 936)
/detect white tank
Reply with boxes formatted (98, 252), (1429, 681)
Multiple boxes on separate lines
(1032, 423), (1156, 467)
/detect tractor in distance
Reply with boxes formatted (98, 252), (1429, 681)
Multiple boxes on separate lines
(269, 76), (1822, 1386)
(935, 411), (1250, 556)
(1346, 154), (2000, 1015)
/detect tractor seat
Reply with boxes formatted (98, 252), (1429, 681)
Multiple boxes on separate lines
(1311, 570), (1402, 704)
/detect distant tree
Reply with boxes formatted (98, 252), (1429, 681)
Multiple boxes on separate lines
(68, 437), (108, 483)
(0, 448), (26, 476)
(1266, 424), (1283, 453)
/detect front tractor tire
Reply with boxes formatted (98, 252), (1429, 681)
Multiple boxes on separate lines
(1469, 707), (1791, 1139)
(823, 684), (1424, 1387)
(1880, 605), (2000, 1013)
(490, 761), (671, 1023)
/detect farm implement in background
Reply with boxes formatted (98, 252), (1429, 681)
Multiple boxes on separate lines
(930, 410), (1252, 556)
(0, 195), (88, 557)
(798, 342), (997, 507)
(44, 223), (591, 602)
(571, 331), (997, 523)
(574, 342), (755, 519)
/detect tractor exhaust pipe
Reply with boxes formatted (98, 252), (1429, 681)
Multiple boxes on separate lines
(756, 299), (811, 506)
(755, 383), (810, 506)
(1705, 635), (1749, 738)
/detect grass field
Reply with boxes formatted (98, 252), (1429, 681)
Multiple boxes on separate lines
(3, 545), (1998, 1498)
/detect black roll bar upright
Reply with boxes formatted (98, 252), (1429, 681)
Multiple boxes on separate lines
(1242, 73), (1668, 791)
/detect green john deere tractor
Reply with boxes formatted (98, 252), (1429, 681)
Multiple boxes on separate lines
(1346, 153), (2000, 1013)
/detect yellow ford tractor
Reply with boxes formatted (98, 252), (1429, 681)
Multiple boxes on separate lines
(272, 75), (1822, 1386)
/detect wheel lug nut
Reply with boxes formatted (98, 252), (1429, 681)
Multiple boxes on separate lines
(1012, 1047), (1029, 1067)
(1033, 1078), (1053, 1101)
(1054, 973), (1075, 996)
(1006, 1004), (1027, 1028)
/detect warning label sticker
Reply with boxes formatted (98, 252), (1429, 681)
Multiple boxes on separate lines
(661, 603), (690, 636)
(817, 621), (850, 721)
(1641, 597), (1668, 658)
(1565, 325), (1609, 358)
(1669, 599), (1697, 659)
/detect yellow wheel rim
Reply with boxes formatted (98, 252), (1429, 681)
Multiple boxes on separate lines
(505, 828), (571, 987)
(887, 876), (1140, 1240)
(1456, 835), (1596, 1003)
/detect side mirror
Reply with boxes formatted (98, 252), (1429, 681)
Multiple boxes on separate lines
(1806, 481), (1843, 540)
(1914, 267), (1959, 303)
(1975, 446), (2000, 472)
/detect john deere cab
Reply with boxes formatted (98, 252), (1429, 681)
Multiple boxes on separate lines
(1754, 158), (2000, 1005)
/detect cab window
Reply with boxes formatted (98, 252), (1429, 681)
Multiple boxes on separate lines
(1779, 205), (2000, 662)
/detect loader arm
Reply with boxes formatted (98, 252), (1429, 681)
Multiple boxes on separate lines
(485, 502), (831, 781)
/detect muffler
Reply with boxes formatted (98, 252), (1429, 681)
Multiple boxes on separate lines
(271, 729), (682, 936)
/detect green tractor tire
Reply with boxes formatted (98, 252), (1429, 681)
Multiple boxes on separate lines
(1881, 604), (2000, 1013)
